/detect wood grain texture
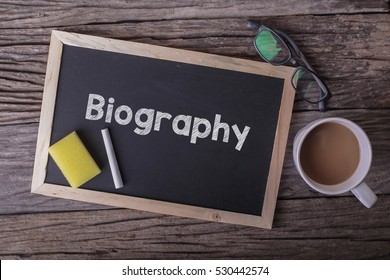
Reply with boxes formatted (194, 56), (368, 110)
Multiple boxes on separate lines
(31, 31), (63, 193)
(0, 0), (388, 30)
(0, 14), (389, 126)
(0, 196), (389, 259)
(0, 0), (389, 259)
(1, 109), (388, 215)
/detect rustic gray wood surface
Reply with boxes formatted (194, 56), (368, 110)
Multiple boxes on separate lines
(0, 0), (389, 259)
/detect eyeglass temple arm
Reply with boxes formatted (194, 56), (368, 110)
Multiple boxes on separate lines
(273, 29), (314, 70)
(273, 29), (328, 111)
(246, 21), (260, 29)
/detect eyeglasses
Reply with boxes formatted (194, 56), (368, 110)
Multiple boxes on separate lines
(247, 21), (332, 112)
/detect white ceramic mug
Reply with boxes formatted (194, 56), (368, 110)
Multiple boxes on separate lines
(293, 117), (377, 208)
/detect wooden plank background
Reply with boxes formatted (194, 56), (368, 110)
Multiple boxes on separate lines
(0, 0), (389, 259)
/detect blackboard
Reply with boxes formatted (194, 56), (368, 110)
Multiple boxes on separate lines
(32, 31), (295, 228)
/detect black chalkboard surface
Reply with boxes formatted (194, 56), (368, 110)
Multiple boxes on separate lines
(32, 31), (295, 228)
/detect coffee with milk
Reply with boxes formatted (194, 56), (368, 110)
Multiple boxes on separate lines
(300, 122), (360, 185)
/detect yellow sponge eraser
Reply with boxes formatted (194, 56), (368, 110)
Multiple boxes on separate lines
(48, 131), (101, 188)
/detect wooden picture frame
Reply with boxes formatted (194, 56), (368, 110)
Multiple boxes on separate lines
(31, 30), (295, 229)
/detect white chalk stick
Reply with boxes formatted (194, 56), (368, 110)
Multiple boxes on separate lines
(101, 128), (124, 189)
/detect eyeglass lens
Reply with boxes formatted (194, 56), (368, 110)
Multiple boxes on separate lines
(255, 29), (289, 64)
(292, 68), (325, 103)
(253, 24), (330, 108)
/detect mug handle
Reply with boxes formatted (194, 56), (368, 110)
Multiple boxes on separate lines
(351, 182), (378, 208)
